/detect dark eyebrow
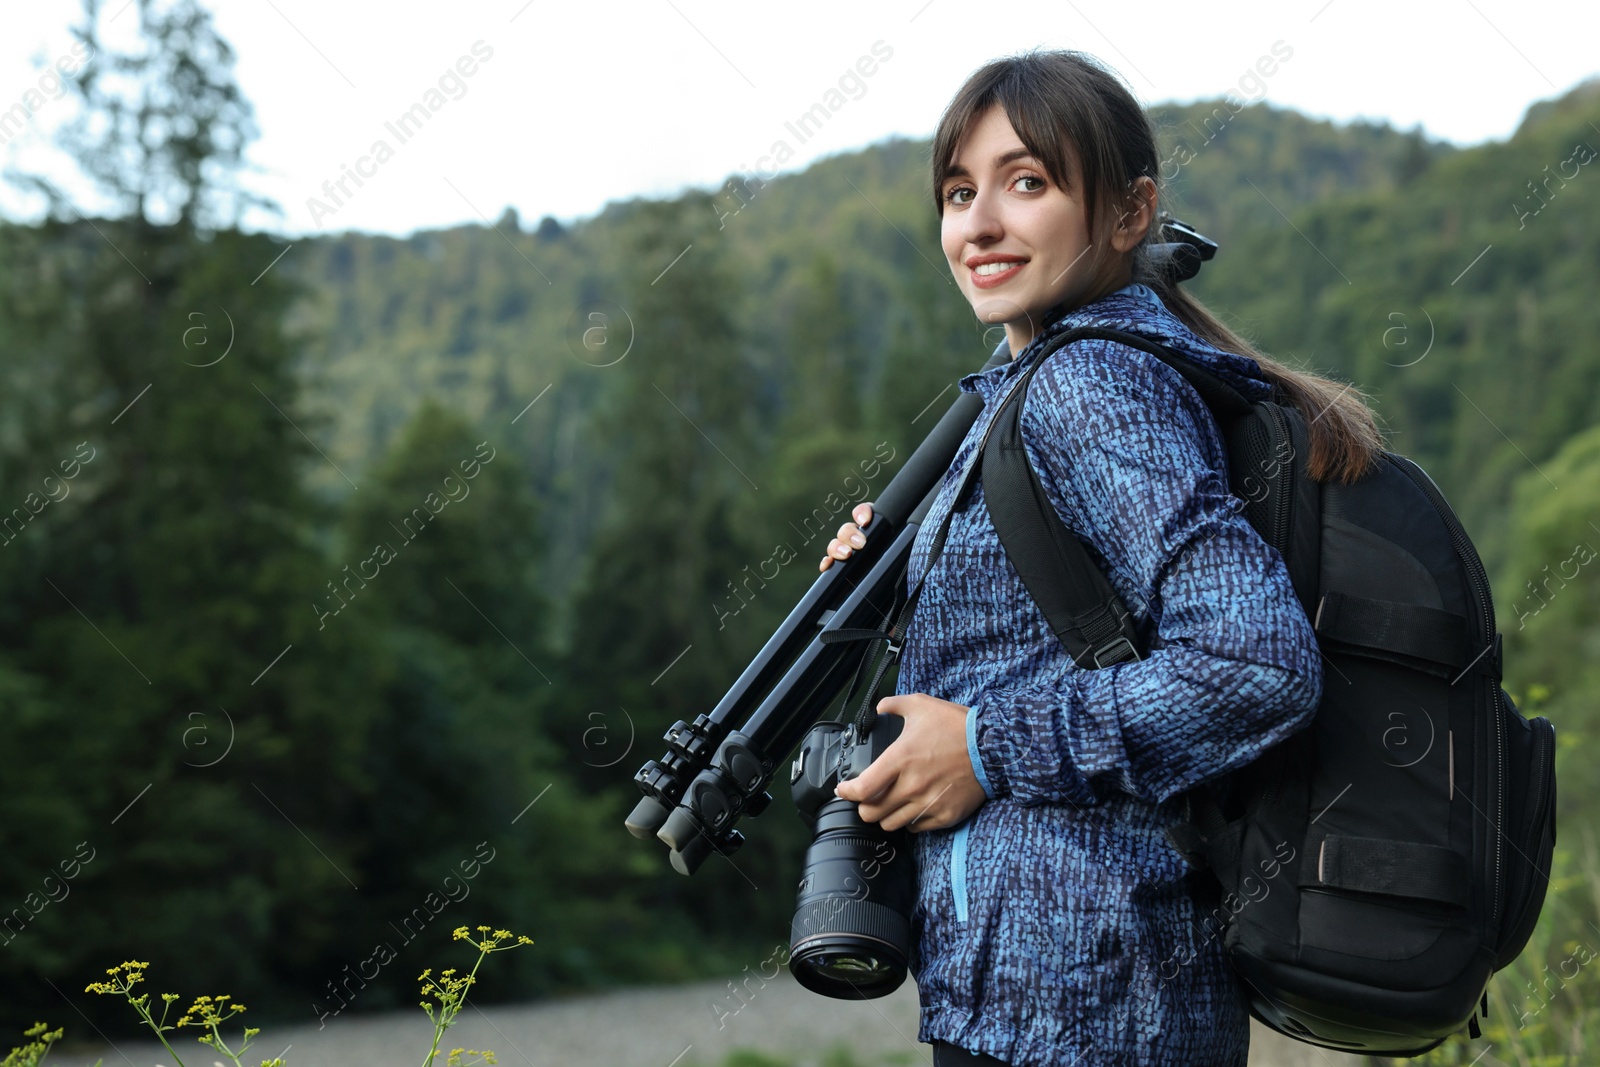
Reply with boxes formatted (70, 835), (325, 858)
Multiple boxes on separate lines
(943, 147), (1037, 183)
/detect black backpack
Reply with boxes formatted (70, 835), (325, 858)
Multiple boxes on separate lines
(978, 326), (1557, 1057)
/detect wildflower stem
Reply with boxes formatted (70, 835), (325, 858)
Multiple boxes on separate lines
(126, 996), (186, 1067)
(417, 926), (532, 1067)
(421, 942), (490, 1067)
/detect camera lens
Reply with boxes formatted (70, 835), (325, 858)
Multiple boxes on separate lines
(788, 797), (914, 999)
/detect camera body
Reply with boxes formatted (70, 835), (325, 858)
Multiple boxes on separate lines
(787, 715), (917, 999)
(789, 714), (902, 825)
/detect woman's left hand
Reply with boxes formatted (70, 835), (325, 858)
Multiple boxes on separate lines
(833, 693), (989, 832)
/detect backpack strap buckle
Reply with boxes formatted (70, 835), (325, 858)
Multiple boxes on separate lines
(1088, 635), (1141, 669)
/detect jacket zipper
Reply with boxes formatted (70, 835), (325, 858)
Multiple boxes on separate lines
(1390, 455), (1501, 927)
(950, 821), (970, 922)
(936, 332), (1088, 931)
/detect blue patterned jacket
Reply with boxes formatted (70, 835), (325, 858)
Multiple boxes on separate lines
(897, 282), (1323, 1066)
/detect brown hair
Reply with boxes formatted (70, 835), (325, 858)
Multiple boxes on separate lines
(931, 49), (1384, 484)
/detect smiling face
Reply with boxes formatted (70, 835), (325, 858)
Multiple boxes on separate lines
(938, 103), (1152, 355)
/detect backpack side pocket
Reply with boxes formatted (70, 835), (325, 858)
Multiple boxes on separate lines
(1492, 687), (1556, 969)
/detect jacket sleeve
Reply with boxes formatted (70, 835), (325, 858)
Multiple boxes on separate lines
(966, 341), (1323, 808)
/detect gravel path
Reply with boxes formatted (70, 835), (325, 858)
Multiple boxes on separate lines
(50, 972), (1371, 1067)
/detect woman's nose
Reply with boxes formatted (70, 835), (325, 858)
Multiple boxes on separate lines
(962, 185), (1004, 245)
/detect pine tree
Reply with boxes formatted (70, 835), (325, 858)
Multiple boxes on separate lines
(566, 193), (762, 743)
(0, 0), (383, 1019)
(562, 195), (813, 957)
(330, 399), (658, 1000)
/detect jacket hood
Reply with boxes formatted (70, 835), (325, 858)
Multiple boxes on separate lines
(958, 282), (1275, 406)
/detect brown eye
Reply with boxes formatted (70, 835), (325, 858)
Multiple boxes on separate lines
(944, 186), (974, 205)
(1016, 175), (1045, 192)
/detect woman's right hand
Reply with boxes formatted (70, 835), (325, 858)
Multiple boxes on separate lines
(819, 503), (874, 572)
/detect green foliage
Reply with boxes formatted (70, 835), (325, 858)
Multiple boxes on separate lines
(556, 193), (819, 953)
(1194, 86), (1600, 585)
(416, 927), (533, 1067)
(84, 960), (283, 1067)
(0, 210), (390, 1020)
(1150, 100), (1460, 251)
(718, 1052), (793, 1067)
(277, 95), (1483, 620)
(1496, 429), (1600, 904)
(0, 1023), (62, 1067)
(677, 1045), (918, 1067)
(66, 929), (532, 1067)
(565, 192), (763, 711)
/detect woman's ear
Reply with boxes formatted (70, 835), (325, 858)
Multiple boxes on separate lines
(1111, 175), (1158, 253)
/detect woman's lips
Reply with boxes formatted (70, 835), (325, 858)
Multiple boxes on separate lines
(971, 261), (1024, 289)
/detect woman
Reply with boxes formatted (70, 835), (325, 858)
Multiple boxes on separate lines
(818, 51), (1384, 1067)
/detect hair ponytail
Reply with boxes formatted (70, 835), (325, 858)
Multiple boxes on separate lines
(1136, 255), (1385, 484)
(933, 48), (1386, 485)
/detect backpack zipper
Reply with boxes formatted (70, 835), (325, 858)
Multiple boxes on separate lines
(1252, 403), (1296, 816)
(1389, 454), (1502, 928)
(1267, 403), (1293, 551)
(1520, 720), (1553, 849)
(1501, 716), (1554, 958)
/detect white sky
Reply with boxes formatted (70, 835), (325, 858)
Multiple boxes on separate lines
(1, 0), (1595, 237)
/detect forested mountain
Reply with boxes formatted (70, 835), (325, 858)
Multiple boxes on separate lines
(285, 96), (1467, 638)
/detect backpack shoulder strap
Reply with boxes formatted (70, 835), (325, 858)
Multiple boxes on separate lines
(1051, 326), (1255, 418)
(981, 326), (1252, 669)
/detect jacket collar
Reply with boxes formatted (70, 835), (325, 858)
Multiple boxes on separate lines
(956, 283), (1274, 405)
